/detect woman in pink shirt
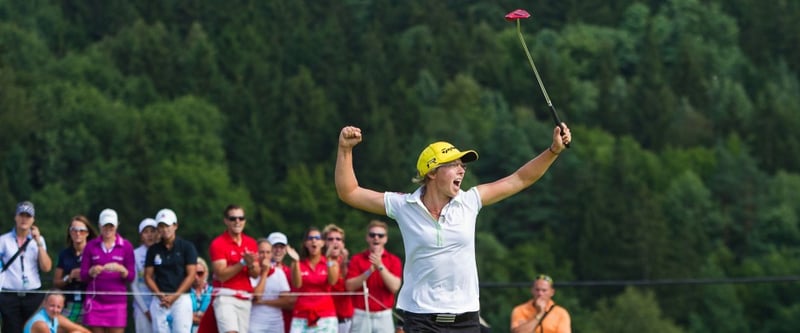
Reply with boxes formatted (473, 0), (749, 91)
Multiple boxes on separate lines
(79, 209), (135, 333)
(289, 227), (338, 333)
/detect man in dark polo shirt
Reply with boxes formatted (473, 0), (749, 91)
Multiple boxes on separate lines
(145, 208), (198, 333)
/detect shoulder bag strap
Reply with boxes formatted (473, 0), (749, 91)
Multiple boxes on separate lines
(1, 237), (33, 273)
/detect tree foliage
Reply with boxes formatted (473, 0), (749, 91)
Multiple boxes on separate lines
(1, 0), (799, 331)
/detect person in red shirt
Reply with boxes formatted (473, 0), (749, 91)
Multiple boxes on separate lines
(208, 204), (261, 333)
(322, 224), (353, 333)
(288, 227), (338, 332)
(345, 220), (402, 333)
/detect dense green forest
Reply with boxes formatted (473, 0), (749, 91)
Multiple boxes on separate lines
(2, 0), (799, 332)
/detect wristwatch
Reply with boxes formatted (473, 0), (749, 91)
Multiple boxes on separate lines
(377, 265), (385, 272)
(240, 258), (247, 266)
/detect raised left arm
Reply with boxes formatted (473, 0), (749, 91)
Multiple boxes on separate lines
(477, 124), (571, 206)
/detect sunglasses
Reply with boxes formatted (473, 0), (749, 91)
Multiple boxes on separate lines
(196, 271), (206, 276)
(536, 274), (554, 284)
(306, 235), (322, 241)
(326, 237), (343, 241)
(69, 227), (89, 233)
(226, 216), (246, 222)
(438, 161), (467, 171)
(368, 232), (386, 239)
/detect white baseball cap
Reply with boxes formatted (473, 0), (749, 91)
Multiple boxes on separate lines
(138, 218), (157, 233)
(267, 232), (288, 245)
(99, 209), (118, 227)
(155, 208), (177, 226)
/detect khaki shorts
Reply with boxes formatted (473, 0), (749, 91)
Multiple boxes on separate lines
(213, 294), (253, 333)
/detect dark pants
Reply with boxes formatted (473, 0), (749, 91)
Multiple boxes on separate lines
(0, 291), (45, 333)
(402, 310), (481, 333)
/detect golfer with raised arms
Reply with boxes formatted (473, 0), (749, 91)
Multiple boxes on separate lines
(335, 123), (571, 332)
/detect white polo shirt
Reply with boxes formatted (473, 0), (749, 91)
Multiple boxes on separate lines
(249, 268), (290, 329)
(385, 186), (482, 314)
(0, 229), (47, 290)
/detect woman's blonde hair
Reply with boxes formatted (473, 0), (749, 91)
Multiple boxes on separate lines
(197, 257), (209, 273)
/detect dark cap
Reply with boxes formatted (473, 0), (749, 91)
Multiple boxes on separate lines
(15, 201), (35, 217)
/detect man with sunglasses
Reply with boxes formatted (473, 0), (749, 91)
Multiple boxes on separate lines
(206, 204), (260, 333)
(510, 275), (571, 333)
(345, 220), (402, 333)
(335, 124), (571, 332)
(145, 208), (198, 332)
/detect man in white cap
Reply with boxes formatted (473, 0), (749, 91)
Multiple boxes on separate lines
(0, 201), (53, 333)
(145, 208), (198, 333)
(132, 217), (158, 333)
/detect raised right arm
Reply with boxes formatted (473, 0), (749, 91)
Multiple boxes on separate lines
(335, 126), (386, 215)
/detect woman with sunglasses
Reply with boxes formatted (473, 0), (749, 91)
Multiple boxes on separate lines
(53, 215), (98, 324)
(191, 258), (213, 333)
(288, 227), (338, 332)
(335, 124), (571, 333)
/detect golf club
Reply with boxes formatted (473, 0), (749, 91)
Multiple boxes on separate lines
(505, 9), (570, 148)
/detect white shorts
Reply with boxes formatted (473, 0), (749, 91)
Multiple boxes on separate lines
(213, 295), (253, 333)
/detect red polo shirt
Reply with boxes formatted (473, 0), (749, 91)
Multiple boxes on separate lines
(209, 231), (258, 292)
(293, 257), (336, 319)
(346, 249), (402, 311)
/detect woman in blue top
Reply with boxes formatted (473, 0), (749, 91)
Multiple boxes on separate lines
(24, 290), (90, 333)
(190, 258), (213, 333)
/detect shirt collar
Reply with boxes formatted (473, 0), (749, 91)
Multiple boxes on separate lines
(406, 186), (466, 206)
(10, 228), (32, 240)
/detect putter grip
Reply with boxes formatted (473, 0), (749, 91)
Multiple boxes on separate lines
(549, 105), (570, 148)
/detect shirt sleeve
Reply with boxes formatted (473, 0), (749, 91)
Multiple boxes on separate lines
(384, 192), (405, 220)
(144, 246), (155, 268)
(387, 254), (402, 277)
(345, 254), (364, 279)
(209, 238), (224, 262)
(510, 305), (526, 329)
(464, 187), (483, 210)
(276, 270), (290, 292)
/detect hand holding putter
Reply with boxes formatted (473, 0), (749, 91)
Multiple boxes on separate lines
(506, 9), (571, 148)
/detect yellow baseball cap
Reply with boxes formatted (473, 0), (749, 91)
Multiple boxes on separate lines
(416, 141), (479, 177)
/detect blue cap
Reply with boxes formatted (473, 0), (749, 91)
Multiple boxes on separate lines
(15, 201), (35, 217)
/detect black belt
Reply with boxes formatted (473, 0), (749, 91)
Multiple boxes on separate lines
(338, 318), (352, 324)
(405, 310), (479, 324)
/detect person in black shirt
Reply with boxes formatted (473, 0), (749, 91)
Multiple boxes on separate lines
(52, 215), (98, 323)
(144, 208), (198, 333)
